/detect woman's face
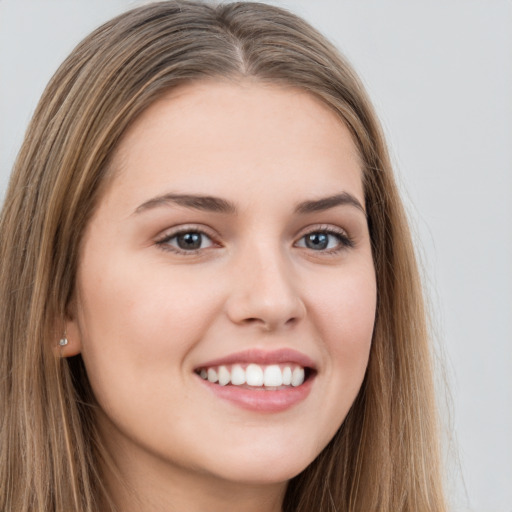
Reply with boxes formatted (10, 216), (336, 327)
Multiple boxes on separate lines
(68, 81), (376, 491)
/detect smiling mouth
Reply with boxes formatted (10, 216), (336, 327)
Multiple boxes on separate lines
(195, 363), (313, 389)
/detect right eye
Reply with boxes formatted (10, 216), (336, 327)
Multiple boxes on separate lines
(156, 229), (215, 254)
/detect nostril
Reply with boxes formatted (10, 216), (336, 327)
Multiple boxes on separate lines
(239, 313), (301, 331)
(242, 317), (262, 326)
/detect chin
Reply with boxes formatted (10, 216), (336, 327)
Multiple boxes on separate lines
(199, 442), (320, 486)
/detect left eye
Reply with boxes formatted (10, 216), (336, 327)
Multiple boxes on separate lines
(295, 231), (348, 251)
(160, 231), (214, 252)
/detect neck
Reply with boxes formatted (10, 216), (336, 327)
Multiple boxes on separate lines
(109, 474), (286, 512)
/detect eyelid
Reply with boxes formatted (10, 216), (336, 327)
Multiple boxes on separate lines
(294, 224), (354, 252)
(154, 224), (221, 254)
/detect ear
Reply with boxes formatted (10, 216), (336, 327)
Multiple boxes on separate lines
(53, 299), (83, 358)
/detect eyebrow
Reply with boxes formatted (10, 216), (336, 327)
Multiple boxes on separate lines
(133, 191), (365, 216)
(134, 193), (236, 215)
(295, 193), (366, 216)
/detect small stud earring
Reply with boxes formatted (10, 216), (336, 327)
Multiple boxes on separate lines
(59, 337), (68, 347)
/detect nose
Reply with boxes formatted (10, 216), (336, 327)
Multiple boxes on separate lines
(225, 245), (306, 331)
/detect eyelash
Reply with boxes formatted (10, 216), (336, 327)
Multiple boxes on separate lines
(295, 226), (354, 254)
(155, 226), (218, 255)
(155, 225), (354, 255)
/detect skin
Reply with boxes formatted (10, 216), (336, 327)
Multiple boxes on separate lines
(65, 80), (377, 512)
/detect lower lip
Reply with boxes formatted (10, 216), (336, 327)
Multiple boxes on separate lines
(197, 375), (314, 413)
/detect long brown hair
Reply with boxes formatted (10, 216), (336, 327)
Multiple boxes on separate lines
(0, 2), (446, 510)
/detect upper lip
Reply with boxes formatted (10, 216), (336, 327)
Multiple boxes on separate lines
(195, 348), (316, 370)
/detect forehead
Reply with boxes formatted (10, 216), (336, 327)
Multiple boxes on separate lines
(105, 80), (364, 210)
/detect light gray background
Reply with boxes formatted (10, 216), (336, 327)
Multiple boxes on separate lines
(1, 1), (511, 510)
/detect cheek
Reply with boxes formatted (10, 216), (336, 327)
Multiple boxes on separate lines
(75, 257), (225, 372)
(311, 264), (376, 347)
(74, 257), (228, 441)
(290, 262), (375, 454)
(307, 262), (376, 397)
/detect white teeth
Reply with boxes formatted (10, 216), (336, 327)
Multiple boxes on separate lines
(218, 365), (230, 386)
(282, 366), (292, 385)
(199, 363), (308, 388)
(246, 364), (264, 386)
(291, 367), (305, 387)
(263, 365), (283, 387)
(231, 364), (246, 385)
(207, 368), (218, 383)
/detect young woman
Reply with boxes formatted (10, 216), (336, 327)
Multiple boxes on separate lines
(0, 2), (447, 511)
